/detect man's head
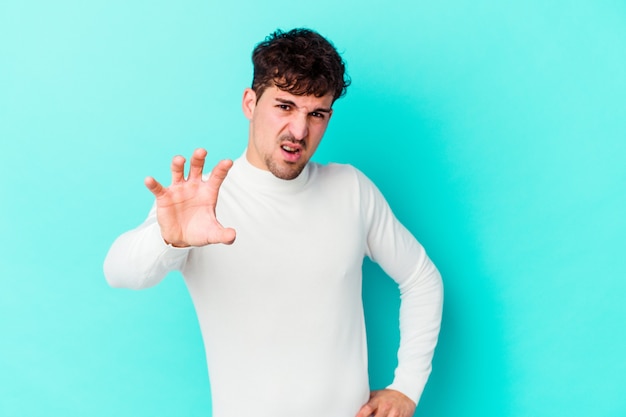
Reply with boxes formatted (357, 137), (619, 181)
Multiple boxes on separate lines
(251, 28), (350, 103)
(243, 28), (350, 180)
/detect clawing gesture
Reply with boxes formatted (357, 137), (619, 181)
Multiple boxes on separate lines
(144, 148), (236, 247)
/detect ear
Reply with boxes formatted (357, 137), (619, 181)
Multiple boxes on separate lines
(242, 88), (257, 120)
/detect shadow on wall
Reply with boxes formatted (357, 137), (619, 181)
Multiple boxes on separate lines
(322, 86), (512, 416)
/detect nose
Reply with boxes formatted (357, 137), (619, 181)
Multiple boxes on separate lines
(288, 112), (309, 141)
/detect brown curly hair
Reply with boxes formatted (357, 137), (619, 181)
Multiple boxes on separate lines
(251, 28), (351, 103)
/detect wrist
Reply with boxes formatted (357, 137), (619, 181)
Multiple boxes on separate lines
(163, 238), (191, 248)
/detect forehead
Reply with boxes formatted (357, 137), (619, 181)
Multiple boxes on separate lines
(263, 85), (334, 109)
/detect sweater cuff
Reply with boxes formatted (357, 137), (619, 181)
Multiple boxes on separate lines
(146, 222), (193, 254)
(386, 372), (428, 406)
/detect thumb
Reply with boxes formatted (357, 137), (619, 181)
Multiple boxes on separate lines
(219, 227), (236, 245)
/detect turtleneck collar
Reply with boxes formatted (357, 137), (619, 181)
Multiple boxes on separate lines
(231, 151), (312, 193)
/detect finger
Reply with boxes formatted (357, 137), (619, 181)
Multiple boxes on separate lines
(188, 148), (208, 181)
(373, 403), (393, 417)
(355, 403), (375, 417)
(171, 155), (186, 184)
(144, 176), (165, 198)
(207, 159), (234, 197)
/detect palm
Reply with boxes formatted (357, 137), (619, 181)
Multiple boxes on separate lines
(145, 148), (236, 247)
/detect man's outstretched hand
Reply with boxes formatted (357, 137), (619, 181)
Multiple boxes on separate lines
(355, 389), (416, 417)
(144, 148), (236, 248)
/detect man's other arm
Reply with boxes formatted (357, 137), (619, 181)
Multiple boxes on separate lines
(356, 168), (444, 408)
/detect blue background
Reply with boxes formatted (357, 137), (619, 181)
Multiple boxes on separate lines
(1, 1), (625, 416)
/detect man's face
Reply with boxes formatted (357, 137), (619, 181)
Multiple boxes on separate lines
(242, 85), (334, 180)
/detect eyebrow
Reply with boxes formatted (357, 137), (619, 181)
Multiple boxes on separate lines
(275, 97), (332, 114)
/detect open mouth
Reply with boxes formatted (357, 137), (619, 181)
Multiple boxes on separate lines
(281, 144), (301, 154)
(280, 143), (304, 163)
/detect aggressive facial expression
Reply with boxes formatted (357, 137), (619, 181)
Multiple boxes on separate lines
(242, 85), (334, 180)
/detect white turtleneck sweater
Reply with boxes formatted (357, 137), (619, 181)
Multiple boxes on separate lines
(104, 155), (443, 417)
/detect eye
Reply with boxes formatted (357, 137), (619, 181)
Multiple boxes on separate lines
(310, 112), (326, 119)
(277, 104), (291, 111)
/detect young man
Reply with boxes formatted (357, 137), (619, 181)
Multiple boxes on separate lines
(104, 28), (443, 417)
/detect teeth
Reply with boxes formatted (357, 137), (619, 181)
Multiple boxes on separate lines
(282, 145), (296, 152)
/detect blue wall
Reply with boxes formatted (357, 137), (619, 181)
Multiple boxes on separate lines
(1, 1), (625, 416)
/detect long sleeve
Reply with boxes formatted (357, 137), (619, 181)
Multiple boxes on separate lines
(103, 204), (191, 289)
(358, 169), (444, 405)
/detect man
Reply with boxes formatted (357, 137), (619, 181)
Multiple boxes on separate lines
(104, 28), (443, 417)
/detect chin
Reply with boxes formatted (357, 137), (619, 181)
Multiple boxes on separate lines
(270, 167), (303, 180)
(267, 160), (305, 180)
